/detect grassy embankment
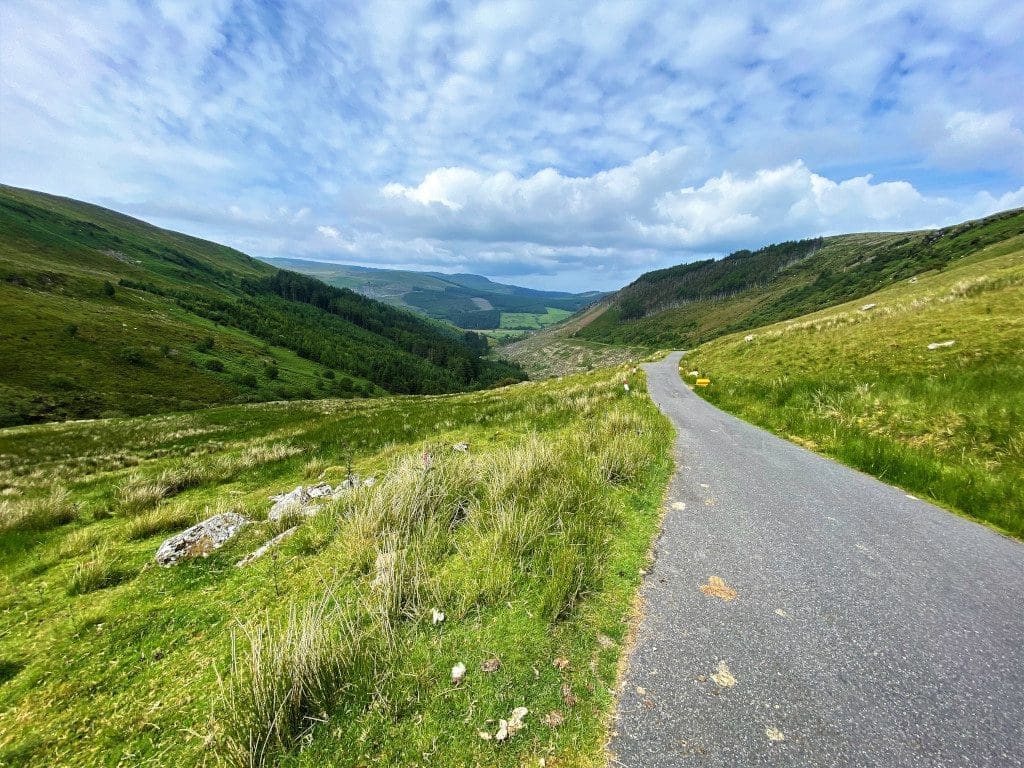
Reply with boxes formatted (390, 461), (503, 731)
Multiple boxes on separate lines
(0, 365), (672, 767)
(685, 234), (1024, 537)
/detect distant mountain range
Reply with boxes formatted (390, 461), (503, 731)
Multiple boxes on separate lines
(261, 258), (605, 331)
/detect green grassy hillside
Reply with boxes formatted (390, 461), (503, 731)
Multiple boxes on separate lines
(0, 365), (671, 767)
(684, 232), (1024, 537)
(0, 186), (523, 426)
(264, 258), (604, 331)
(576, 208), (1024, 348)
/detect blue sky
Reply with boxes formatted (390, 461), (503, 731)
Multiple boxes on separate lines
(2, 1), (1023, 291)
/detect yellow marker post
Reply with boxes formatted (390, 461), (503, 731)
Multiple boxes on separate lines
(696, 378), (711, 387)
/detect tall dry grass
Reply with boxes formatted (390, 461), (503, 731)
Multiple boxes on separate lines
(218, 398), (658, 766)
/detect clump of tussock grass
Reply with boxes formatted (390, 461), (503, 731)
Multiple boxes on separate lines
(348, 454), (479, 627)
(113, 455), (229, 517)
(595, 429), (650, 485)
(222, 443), (302, 475)
(302, 456), (329, 480)
(67, 543), (133, 595)
(158, 457), (216, 495)
(429, 434), (618, 622)
(113, 474), (169, 516)
(291, 491), (377, 566)
(58, 526), (103, 557)
(0, 486), (78, 533)
(219, 596), (385, 768)
(124, 505), (198, 540)
(264, 507), (308, 538)
(571, 405), (651, 485)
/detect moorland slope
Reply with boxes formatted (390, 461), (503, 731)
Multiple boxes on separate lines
(0, 186), (522, 425)
(0, 365), (670, 767)
(576, 207), (1024, 349)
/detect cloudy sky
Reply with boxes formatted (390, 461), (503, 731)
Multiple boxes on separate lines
(2, 1), (1023, 290)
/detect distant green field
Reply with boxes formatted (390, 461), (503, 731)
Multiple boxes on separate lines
(500, 307), (573, 330)
(685, 235), (1024, 538)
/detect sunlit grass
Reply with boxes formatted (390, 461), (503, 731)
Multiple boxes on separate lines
(0, 364), (672, 767)
(687, 238), (1024, 536)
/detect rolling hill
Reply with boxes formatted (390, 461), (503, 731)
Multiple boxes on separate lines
(574, 207), (1024, 348)
(263, 258), (604, 331)
(0, 186), (523, 426)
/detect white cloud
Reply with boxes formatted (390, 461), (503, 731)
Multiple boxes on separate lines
(933, 111), (1024, 170)
(374, 156), (964, 253)
(1, 0), (1022, 290)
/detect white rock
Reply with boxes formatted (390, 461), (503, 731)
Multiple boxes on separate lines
(235, 526), (298, 567)
(744, 334), (755, 342)
(927, 340), (956, 350)
(306, 483), (334, 499)
(155, 512), (249, 566)
(861, 303), (877, 311)
(268, 482), (353, 521)
(451, 662), (466, 685)
(268, 485), (313, 521)
(688, 370), (699, 377)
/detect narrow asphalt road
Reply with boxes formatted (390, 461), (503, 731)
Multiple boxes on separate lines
(610, 352), (1024, 768)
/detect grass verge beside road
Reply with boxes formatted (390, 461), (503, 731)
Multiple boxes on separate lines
(685, 236), (1024, 538)
(0, 365), (672, 767)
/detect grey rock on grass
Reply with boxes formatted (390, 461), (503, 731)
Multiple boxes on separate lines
(155, 512), (250, 566)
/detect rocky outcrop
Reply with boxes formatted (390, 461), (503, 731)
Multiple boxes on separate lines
(155, 512), (249, 566)
(235, 526), (299, 567)
(267, 478), (376, 521)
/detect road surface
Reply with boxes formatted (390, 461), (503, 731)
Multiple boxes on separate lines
(609, 352), (1024, 767)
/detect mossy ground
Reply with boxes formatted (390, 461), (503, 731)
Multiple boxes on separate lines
(0, 365), (673, 767)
